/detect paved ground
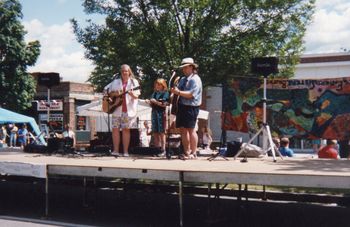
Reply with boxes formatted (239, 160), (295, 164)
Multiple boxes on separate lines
(0, 177), (349, 227)
(0, 216), (94, 227)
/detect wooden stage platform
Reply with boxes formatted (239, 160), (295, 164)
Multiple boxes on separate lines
(1, 149), (350, 188)
(1, 148), (350, 226)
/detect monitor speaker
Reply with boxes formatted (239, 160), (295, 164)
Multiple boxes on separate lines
(251, 57), (278, 76)
(37, 72), (60, 87)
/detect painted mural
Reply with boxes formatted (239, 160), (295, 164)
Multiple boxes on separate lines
(222, 77), (350, 140)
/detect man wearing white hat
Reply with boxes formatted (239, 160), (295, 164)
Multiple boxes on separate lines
(171, 57), (202, 159)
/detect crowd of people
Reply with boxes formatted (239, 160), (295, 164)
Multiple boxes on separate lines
(272, 136), (346, 159)
(0, 123), (29, 149)
(0, 122), (76, 151)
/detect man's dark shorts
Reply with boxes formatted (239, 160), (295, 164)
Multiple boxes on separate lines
(176, 104), (199, 128)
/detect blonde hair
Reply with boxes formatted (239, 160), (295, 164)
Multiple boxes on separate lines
(154, 78), (168, 90)
(120, 64), (135, 79)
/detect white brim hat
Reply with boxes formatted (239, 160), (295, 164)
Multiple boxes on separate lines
(179, 57), (198, 68)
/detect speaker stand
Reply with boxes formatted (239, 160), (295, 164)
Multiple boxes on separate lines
(234, 76), (283, 162)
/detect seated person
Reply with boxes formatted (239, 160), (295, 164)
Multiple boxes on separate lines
(139, 120), (152, 147)
(318, 139), (338, 159)
(17, 124), (28, 149)
(278, 137), (294, 157)
(62, 123), (76, 148)
(201, 126), (213, 150)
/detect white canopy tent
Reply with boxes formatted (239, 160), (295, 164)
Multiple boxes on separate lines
(77, 100), (209, 132)
(77, 99), (152, 132)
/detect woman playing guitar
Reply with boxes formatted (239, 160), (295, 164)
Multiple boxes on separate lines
(103, 64), (141, 157)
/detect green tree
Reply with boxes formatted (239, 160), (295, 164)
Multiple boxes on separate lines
(72, 0), (315, 96)
(0, 0), (40, 112)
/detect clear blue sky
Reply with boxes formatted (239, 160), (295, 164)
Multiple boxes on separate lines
(19, 0), (104, 82)
(20, 0), (95, 25)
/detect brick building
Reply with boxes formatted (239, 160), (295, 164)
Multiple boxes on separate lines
(30, 73), (99, 144)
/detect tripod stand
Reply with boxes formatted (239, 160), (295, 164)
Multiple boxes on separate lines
(234, 75), (282, 162)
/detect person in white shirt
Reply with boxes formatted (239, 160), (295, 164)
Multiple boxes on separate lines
(63, 123), (76, 148)
(201, 126), (212, 150)
(104, 64), (141, 157)
(9, 123), (18, 147)
(139, 120), (152, 147)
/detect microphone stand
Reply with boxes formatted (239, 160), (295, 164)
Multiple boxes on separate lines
(166, 70), (178, 159)
(166, 104), (171, 159)
(107, 96), (112, 154)
(104, 74), (119, 156)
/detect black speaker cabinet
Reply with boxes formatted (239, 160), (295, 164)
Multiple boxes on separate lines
(251, 57), (278, 76)
(47, 137), (65, 152)
(226, 141), (242, 157)
(24, 144), (47, 153)
(37, 72), (60, 87)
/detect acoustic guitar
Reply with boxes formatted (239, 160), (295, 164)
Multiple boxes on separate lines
(102, 86), (140, 114)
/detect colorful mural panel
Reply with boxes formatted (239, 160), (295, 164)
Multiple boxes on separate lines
(222, 77), (350, 140)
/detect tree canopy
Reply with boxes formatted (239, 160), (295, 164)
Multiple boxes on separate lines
(0, 0), (40, 112)
(72, 0), (315, 96)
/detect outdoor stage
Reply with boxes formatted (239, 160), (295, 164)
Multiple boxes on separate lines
(1, 148), (350, 226)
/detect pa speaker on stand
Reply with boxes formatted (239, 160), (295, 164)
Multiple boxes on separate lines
(251, 57), (278, 76)
(37, 72), (60, 87)
(234, 57), (282, 162)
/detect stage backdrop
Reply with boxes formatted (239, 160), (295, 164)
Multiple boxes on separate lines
(222, 77), (350, 140)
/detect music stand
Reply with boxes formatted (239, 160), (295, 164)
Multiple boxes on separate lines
(234, 57), (283, 162)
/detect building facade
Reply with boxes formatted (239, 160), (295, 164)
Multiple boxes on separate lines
(206, 52), (350, 149)
(31, 73), (98, 145)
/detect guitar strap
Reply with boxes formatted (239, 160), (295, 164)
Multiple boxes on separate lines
(122, 78), (137, 94)
(131, 78), (136, 89)
(122, 78), (138, 110)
